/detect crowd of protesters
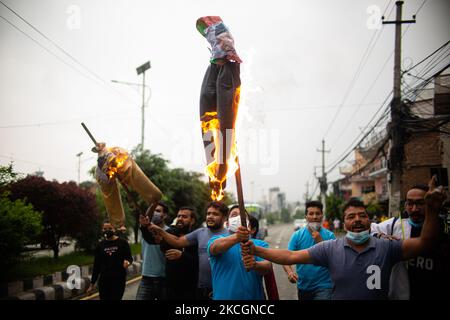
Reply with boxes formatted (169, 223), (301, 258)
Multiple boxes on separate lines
(88, 176), (449, 301)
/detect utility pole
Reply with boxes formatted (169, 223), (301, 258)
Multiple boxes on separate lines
(383, 1), (415, 217)
(304, 181), (310, 202)
(317, 139), (330, 217)
(136, 61), (151, 151)
(76, 151), (83, 185)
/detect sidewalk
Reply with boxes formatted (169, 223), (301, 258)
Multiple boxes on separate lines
(0, 255), (142, 300)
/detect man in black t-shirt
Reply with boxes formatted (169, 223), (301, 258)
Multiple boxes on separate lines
(371, 183), (450, 299)
(160, 207), (199, 300)
(87, 222), (133, 300)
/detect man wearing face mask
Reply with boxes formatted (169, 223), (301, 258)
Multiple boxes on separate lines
(160, 207), (199, 300)
(207, 205), (272, 300)
(371, 183), (450, 300)
(87, 222), (133, 300)
(149, 201), (229, 300)
(282, 201), (335, 300)
(241, 176), (446, 300)
(136, 201), (169, 300)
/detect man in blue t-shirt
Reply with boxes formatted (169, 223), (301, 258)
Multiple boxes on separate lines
(207, 205), (272, 300)
(149, 201), (229, 299)
(136, 201), (169, 300)
(283, 201), (335, 300)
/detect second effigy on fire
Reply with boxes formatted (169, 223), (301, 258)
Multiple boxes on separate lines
(94, 143), (162, 229)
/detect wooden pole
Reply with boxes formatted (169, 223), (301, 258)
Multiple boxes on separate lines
(81, 122), (98, 146)
(81, 122), (143, 220)
(235, 156), (251, 272)
(235, 156), (247, 228)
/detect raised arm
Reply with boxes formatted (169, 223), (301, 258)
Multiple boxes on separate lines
(402, 176), (446, 260)
(209, 233), (241, 256)
(209, 226), (250, 256)
(242, 240), (313, 265)
(149, 223), (190, 248)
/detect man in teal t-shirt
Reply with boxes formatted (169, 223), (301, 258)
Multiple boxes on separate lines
(207, 205), (272, 300)
(283, 201), (335, 300)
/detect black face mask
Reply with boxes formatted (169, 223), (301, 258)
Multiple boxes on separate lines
(103, 230), (114, 239)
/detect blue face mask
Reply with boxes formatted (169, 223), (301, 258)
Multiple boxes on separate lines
(408, 218), (423, 228)
(346, 229), (370, 244)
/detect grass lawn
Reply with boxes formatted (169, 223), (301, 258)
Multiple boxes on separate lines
(2, 242), (142, 282)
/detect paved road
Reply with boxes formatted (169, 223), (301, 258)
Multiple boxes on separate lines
(263, 223), (298, 300)
(84, 223), (299, 300)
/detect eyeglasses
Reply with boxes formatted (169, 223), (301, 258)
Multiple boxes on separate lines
(405, 199), (425, 207)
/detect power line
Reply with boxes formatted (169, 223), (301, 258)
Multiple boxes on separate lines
(325, 90), (392, 174)
(0, 110), (131, 129)
(263, 102), (383, 112)
(321, 0), (394, 139)
(0, 155), (72, 172)
(327, 91), (392, 172)
(329, 1), (427, 147)
(403, 41), (449, 75)
(0, 3), (139, 108)
(0, 0), (108, 88)
(0, 15), (98, 86)
(408, 49), (450, 89)
(326, 0), (429, 176)
(331, 48), (395, 146)
(415, 0), (428, 17)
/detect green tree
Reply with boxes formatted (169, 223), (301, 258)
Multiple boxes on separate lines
(366, 201), (383, 219)
(293, 208), (305, 219)
(9, 176), (99, 258)
(325, 193), (344, 221)
(0, 191), (43, 273)
(132, 147), (233, 227)
(280, 207), (292, 223)
(0, 163), (22, 189)
(90, 146), (235, 243)
(266, 213), (278, 225)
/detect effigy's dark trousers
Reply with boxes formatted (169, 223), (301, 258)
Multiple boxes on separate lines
(199, 61), (241, 182)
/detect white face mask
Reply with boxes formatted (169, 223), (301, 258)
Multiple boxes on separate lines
(307, 222), (321, 231)
(227, 215), (249, 233)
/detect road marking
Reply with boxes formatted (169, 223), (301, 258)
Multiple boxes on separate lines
(80, 275), (142, 300)
(275, 226), (288, 249)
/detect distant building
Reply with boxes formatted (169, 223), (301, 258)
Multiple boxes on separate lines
(268, 187), (280, 213)
(268, 187), (286, 218)
(334, 68), (450, 212)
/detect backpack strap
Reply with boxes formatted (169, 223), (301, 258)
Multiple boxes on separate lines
(390, 216), (398, 236)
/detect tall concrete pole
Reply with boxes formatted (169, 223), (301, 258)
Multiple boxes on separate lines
(317, 139), (330, 217)
(383, 1), (415, 216)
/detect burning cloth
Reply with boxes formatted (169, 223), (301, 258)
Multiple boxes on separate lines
(94, 143), (162, 228)
(197, 16), (241, 201)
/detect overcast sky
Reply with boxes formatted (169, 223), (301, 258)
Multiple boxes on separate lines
(1, 0), (449, 205)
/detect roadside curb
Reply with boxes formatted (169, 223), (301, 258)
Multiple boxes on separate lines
(1, 255), (142, 300)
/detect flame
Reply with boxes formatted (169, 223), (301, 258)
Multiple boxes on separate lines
(104, 147), (129, 179)
(201, 87), (241, 201)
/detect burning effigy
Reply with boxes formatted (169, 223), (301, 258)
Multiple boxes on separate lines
(197, 16), (242, 201)
(94, 143), (162, 228)
(81, 123), (162, 229)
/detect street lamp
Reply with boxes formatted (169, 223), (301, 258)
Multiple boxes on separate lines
(136, 61), (151, 151)
(111, 80), (150, 92)
(76, 151), (83, 184)
(111, 61), (151, 152)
